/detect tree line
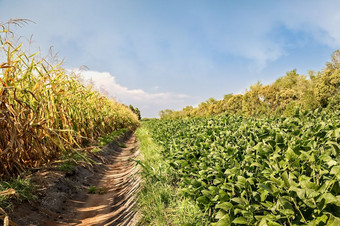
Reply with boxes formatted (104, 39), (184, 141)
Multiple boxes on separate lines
(160, 50), (340, 119)
(129, 105), (142, 120)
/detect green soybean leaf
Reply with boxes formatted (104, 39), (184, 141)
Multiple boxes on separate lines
(275, 133), (284, 144)
(216, 202), (233, 212)
(232, 217), (249, 225)
(327, 215), (340, 226)
(282, 171), (290, 188)
(267, 221), (281, 226)
(214, 178), (223, 185)
(330, 166), (340, 179)
(214, 214), (231, 226)
(315, 215), (328, 224)
(327, 141), (340, 155)
(286, 148), (297, 161)
(197, 196), (209, 205)
(231, 197), (247, 205)
(215, 210), (226, 219)
(259, 183), (273, 193)
(317, 193), (338, 205)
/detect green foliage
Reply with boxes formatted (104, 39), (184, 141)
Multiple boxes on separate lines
(87, 186), (107, 194)
(56, 159), (77, 172)
(0, 177), (35, 210)
(159, 109), (175, 119)
(160, 50), (340, 119)
(146, 110), (340, 225)
(57, 128), (129, 172)
(315, 69), (340, 109)
(88, 186), (97, 194)
(98, 128), (128, 147)
(129, 105), (142, 120)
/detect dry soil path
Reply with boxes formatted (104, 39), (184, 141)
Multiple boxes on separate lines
(9, 133), (141, 226)
(66, 134), (141, 226)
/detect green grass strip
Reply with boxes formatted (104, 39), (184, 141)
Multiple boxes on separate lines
(136, 125), (208, 225)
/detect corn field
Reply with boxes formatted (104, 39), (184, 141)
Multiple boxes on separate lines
(0, 19), (139, 178)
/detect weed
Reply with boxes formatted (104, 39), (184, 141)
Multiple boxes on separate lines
(97, 187), (107, 195)
(88, 186), (97, 194)
(91, 148), (101, 153)
(56, 160), (77, 173)
(98, 128), (128, 148)
(87, 186), (107, 195)
(0, 177), (35, 210)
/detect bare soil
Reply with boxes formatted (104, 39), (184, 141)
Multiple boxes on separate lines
(7, 132), (141, 226)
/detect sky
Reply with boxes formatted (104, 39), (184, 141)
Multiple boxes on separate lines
(0, 0), (339, 118)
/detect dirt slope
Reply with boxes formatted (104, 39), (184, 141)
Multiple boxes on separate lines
(8, 133), (141, 226)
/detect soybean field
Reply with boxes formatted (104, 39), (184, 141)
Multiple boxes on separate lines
(145, 110), (340, 225)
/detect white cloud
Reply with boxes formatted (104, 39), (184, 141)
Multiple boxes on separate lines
(71, 69), (195, 118)
(278, 1), (340, 48)
(1, 0), (340, 106)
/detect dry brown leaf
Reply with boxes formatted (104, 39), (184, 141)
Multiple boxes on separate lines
(0, 188), (16, 196)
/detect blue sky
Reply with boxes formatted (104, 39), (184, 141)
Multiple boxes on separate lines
(1, 0), (339, 117)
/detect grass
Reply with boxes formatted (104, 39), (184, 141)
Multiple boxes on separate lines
(136, 125), (209, 225)
(56, 149), (93, 172)
(0, 177), (35, 210)
(57, 128), (129, 172)
(98, 128), (128, 148)
(88, 186), (97, 194)
(87, 186), (107, 195)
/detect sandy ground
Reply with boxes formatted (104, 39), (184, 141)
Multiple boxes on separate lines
(7, 132), (141, 226)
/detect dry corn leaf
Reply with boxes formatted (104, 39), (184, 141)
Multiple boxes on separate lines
(0, 188), (16, 196)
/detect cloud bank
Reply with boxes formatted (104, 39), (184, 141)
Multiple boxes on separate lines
(75, 70), (196, 118)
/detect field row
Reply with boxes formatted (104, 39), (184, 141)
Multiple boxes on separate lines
(0, 21), (139, 178)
